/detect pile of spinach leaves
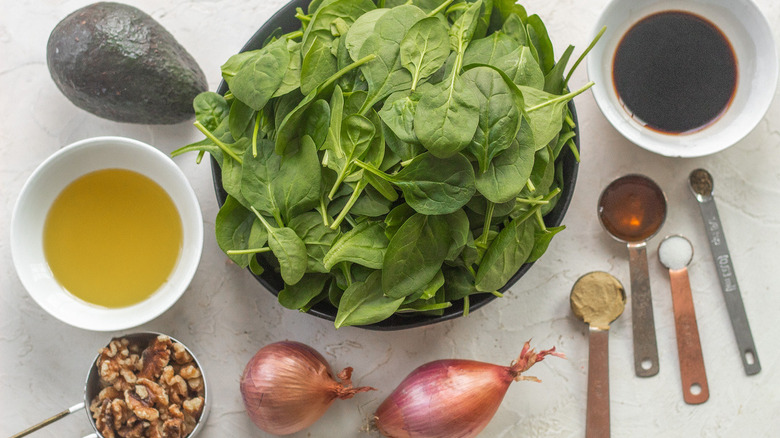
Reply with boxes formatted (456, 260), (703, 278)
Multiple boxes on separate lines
(174, 0), (602, 328)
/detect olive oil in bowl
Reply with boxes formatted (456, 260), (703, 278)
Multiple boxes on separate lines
(43, 168), (183, 308)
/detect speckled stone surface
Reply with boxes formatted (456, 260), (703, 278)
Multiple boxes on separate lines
(2, 0), (779, 436)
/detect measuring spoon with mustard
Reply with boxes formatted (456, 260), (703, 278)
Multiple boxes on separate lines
(571, 271), (626, 438)
(658, 235), (709, 404)
(598, 174), (665, 377)
(689, 168), (760, 375)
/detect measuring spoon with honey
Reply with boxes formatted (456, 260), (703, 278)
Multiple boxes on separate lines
(689, 168), (760, 375)
(658, 235), (709, 404)
(598, 174), (666, 377)
(571, 271), (626, 438)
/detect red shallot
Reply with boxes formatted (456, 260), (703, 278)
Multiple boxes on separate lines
(374, 341), (564, 438)
(240, 340), (374, 435)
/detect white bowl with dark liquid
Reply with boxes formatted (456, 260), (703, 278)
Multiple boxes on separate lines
(588, 0), (777, 157)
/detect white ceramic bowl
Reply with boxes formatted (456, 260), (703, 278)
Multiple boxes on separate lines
(588, 0), (778, 157)
(11, 136), (203, 331)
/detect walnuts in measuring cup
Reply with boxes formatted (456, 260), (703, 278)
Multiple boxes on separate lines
(89, 335), (205, 438)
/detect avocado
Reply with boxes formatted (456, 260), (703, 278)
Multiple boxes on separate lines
(47, 2), (207, 124)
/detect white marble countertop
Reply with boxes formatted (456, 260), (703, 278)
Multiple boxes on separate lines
(2, 0), (779, 436)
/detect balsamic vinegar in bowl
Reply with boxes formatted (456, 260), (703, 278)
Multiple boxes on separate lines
(587, 0), (778, 157)
(612, 10), (737, 134)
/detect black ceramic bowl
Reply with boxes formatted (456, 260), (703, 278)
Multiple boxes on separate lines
(211, 0), (580, 330)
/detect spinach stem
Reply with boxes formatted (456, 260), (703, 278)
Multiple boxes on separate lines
(353, 160), (395, 183)
(251, 206), (283, 230)
(294, 9), (311, 24)
(480, 201), (495, 247)
(329, 163), (354, 200)
(340, 263), (353, 288)
(514, 188), (561, 226)
(344, 214), (358, 228)
(466, 265), (477, 277)
(463, 295), (470, 317)
(399, 158), (414, 167)
(331, 181), (366, 229)
(252, 112), (261, 158)
(564, 26), (606, 87)
(565, 113), (575, 129)
(491, 291), (504, 298)
(251, 207), (273, 230)
(273, 210), (284, 228)
(196, 150), (205, 164)
(567, 139), (581, 162)
(325, 54), (376, 94)
(194, 121), (243, 165)
(286, 30), (303, 40)
(526, 179), (536, 192)
(535, 209), (547, 231)
(428, 0), (454, 17)
(227, 247), (272, 255)
(319, 199), (330, 227)
(526, 82), (594, 113)
(515, 196), (548, 205)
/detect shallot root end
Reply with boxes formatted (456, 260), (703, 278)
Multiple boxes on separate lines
(508, 340), (566, 382)
(335, 367), (376, 399)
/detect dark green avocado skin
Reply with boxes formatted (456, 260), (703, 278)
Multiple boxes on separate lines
(47, 2), (207, 124)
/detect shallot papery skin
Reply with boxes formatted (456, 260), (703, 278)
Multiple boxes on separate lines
(240, 341), (374, 435)
(374, 341), (563, 438)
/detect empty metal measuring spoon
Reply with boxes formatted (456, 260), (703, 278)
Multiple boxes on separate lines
(598, 174), (665, 377)
(688, 168), (760, 375)
(658, 235), (709, 404)
(571, 271), (626, 438)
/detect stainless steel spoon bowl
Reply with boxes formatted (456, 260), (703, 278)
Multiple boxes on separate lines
(598, 174), (666, 377)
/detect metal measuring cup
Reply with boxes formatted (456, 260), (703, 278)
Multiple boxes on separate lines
(598, 174), (666, 377)
(10, 332), (210, 438)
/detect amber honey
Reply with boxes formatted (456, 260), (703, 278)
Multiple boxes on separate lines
(598, 175), (666, 242)
(43, 168), (183, 308)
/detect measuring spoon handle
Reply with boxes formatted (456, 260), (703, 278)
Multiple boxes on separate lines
(9, 402), (84, 438)
(627, 242), (660, 377)
(586, 327), (610, 438)
(668, 268), (709, 404)
(695, 198), (761, 375)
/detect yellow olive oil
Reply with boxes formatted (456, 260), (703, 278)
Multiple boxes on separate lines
(43, 168), (183, 308)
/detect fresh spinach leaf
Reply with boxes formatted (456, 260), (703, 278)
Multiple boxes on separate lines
(279, 274), (330, 310)
(215, 196), (267, 268)
(475, 138), (534, 203)
(323, 220), (388, 270)
(230, 38), (290, 111)
(400, 17), (450, 91)
(253, 208), (308, 286)
(463, 65), (521, 174)
(382, 213), (450, 298)
(475, 215), (535, 292)
(301, 37), (339, 95)
(335, 271), (403, 328)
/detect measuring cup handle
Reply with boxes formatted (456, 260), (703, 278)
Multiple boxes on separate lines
(627, 242), (660, 377)
(9, 402), (84, 438)
(669, 269), (709, 404)
(586, 327), (610, 438)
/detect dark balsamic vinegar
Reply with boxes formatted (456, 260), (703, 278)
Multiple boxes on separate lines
(612, 11), (737, 134)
